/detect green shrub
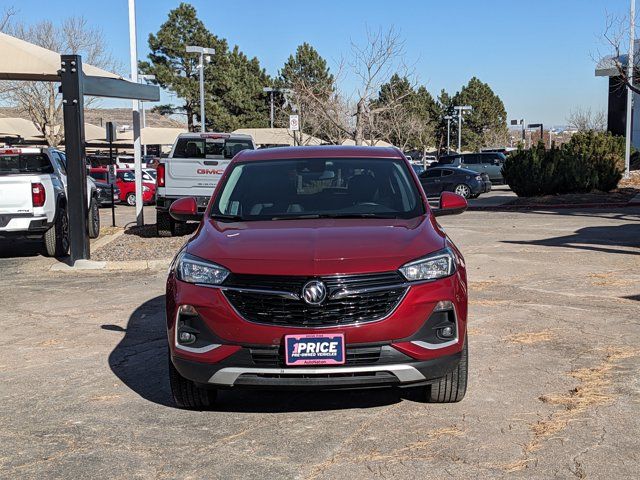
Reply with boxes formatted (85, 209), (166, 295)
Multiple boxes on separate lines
(502, 131), (624, 196)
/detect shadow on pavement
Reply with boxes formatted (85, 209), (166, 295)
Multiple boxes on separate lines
(503, 223), (640, 256)
(108, 295), (413, 412)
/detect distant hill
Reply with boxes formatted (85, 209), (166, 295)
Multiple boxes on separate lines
(0, 107), (186, 129)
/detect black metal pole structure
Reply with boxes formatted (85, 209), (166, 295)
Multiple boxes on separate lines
(60, 54), (90, 263)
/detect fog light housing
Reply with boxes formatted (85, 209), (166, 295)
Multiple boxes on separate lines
(178, 330), (197, 345)
(439, 326), (454, 338)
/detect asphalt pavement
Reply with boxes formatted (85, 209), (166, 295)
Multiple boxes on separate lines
(1, 206), (639, 478)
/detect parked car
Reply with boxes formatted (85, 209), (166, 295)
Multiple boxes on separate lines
(419, 166), (491, 199)
(165, 145), (469, 409)
(89, 167), (156, 206)
(411, 163), (426, 176)
(0, 146), (100, 256)
(435, 152), (506, 184)
(93, 180), (120, 207)
(156, 132), (255, 237)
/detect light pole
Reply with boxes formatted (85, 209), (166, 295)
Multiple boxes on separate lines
(186, 45), (215, 132)
(444, 115), (453, 153)
(454, 106), (472, 152)
(128, 0), (143, 226)
(138, 74), (155, 156)
(263, 87), (292, 128)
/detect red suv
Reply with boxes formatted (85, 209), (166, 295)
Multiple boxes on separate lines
(89, 168), (156, 206)
(166, 146), (469, 408)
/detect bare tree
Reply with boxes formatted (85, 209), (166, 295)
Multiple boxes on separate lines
(0, 16), (118, 146)
(0, 6), (16, 31)
(285, 27), (412, 146)
(601, 13), (640, 94)
(566, 107), (607, 131)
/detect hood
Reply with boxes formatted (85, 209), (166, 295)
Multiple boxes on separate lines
(187, 216), (445, 276)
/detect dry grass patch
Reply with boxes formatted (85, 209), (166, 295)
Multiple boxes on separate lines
(506, 330), (553, 345)
(503, 346), (637, 472)
(587, 272), (633, 287)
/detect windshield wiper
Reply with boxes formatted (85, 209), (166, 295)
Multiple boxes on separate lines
(211, 214), (245, 222)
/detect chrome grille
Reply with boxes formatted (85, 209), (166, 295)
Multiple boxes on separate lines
(222, 272), (407, 327)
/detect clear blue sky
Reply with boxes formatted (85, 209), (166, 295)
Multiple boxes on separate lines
(6, 0), (632, 125)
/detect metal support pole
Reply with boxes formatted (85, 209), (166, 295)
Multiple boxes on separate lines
(625, 0), (635, 179)
(270, 91), (274, 128)
(109, 142), (115, 227)
(446, 118), (451, 153)
(60, 54), (89, 263)
(457, 111), (462, 152)
(128, 0), (143, 226)
(199, 52), (205, 132)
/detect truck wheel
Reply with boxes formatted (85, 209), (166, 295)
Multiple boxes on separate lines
(168, 354), (217, 409)
(424, 339), (468, 403)
(88, 197), (100, 239)
(156, 211), (175, 237)
(44, 205), (70, 257)
(126, 193), (136, 206)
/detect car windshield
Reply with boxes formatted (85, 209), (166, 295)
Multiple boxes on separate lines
(118, 171), (135, 182)
(0, 153), (54, 174)
(211, 157), (424, 221)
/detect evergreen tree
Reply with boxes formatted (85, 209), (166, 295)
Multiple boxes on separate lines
(139, 3), (225, 131)
(451, 77), (508, 151)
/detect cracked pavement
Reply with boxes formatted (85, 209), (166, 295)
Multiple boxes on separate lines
(0, 206), (639, 479)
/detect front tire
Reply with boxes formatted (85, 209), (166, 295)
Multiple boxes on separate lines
(44, 205), (69, 257)
(156, 211), (175, 237)
(453, 184), (471, 199)
(168, 355), (217, 409)
(88, 197), (100, 239)
(425, 339), (468, 403)
(126, 193), (136, 206)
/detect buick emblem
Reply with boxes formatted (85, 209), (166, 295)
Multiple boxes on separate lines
(301, 280), (327, 305)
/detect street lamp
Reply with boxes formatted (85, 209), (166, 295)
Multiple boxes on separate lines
(453, 106), (472, 152)
(263, 87), (292, 128)
(510, 118), (526, 145)
(443, 115), (453, 153)
(527, 123), (544, 145)
(186, 45), (215, 132)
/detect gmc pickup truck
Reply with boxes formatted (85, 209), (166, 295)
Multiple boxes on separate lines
(0, 147), (100, 257)
(155, 132), (255, 237)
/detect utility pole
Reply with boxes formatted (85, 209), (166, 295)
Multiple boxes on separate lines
(186, 45), (215, 132)
(444, 115), (453, 153)
(454, 106), (472, 152)
(625, 0), (635, 179)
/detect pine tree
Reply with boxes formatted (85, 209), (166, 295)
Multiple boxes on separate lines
(451, 77), (508, 151)
(139, 3), (225, 131)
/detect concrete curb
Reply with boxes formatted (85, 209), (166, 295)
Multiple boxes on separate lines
(50, 257), (172, 272)
(468, 201), (640, 211)
(91, 228), (125, 251)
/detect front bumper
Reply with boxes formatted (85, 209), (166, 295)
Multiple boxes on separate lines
(172, 346), (462, 390)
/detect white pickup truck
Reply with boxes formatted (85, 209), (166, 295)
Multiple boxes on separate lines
(155, 132), (255, 236)
(0, 147), (100, 257)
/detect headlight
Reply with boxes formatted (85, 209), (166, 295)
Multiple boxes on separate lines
(175, 252), (229, 285)
(399, 248), (456, 282)
(475, 175), (482, 180)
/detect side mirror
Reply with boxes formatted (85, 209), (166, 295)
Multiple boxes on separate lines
(169, 197), (200, 222)
(433, 191), (467, 217)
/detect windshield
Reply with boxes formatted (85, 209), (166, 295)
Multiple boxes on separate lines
(0, 153), (54, 174)
(211, 157), (424, 221)
(117, 171), (135, 182)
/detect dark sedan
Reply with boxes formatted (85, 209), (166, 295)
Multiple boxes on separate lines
(93, 180), (120, 207)
(418, 166), (491, 199)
